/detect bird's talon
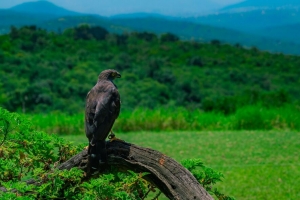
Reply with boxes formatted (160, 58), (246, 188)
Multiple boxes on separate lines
(109, 134), (124, 142)
(109, 135), (116, 142)
(108, 133), (115, 140)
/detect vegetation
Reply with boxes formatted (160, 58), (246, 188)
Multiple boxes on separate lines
(1, 25), (299, 199)
(1, 25), (300, 116)
(62, 129), (300, 200)
(27, 104), (300, 134)
(0, 107), (233, 199)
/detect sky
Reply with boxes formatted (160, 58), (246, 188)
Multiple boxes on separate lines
(0, 0), (243, 16)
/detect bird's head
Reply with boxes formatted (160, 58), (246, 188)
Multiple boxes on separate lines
(98, 69), (121, 81)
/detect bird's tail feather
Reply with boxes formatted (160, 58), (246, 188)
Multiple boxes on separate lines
(88, 140), (107, 172)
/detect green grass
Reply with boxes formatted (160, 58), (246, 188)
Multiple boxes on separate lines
(27, 104), (300, 134)
(24, 104), (300, 198)
(62, 131), (300, 200)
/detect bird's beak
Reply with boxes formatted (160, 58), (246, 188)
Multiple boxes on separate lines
(116, 73), (121, 78)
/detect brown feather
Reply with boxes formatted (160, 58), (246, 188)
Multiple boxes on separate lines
(85, 69), (121, 143)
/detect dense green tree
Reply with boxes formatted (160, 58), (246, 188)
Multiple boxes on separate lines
(160, 32), (179, 43)
(0, 26), (299, 114)
(73, 25), (108, 40)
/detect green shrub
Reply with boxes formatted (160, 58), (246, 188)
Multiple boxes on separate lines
(181, 159), (235, 200)
(27, 104), (300, 134)
(0, 107), (150, 199)
(1, 107), (233, 199)
(233, 106), (268, 130)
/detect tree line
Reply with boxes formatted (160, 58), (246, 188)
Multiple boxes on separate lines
(0, 25), (299, 114)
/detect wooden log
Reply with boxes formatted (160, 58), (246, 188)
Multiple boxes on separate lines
(1, 141), (213, 200)
(58, 141), (213, 200)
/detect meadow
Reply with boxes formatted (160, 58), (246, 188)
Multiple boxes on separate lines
(24, 103), (300, 199)
(27, 104), (300, 134)
(62, 130), (300, 200)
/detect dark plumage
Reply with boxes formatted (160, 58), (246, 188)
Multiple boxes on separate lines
(85, 69), (121, 168)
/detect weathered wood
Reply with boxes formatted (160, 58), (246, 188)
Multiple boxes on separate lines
(58, 141), (213, 200)
(1, 141), (213, 200)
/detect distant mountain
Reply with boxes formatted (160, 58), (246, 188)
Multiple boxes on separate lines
(109, 17), (300, 55)
(2, 0), (300, 55)
(10, 1), (82, 16)
(0, 1), (89, 34)
(187, 1), (300, 44)
(38, 15), (249, 42)
(222, 0), (300, 11)
(37, 15), (132, 34)
(78, 0), (221, 16)
(190, 8), (300, 32)
(255, 23), (300, 43)
(110, 12), (174, 19)
(0, 9), (54, 26)
(111, 17), (246, 41)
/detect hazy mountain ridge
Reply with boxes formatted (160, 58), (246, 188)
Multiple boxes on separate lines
(255, 23), (300, 43)
(110, 12), (176, 20)
(37, 15), (133, 34)
(10, 1), (82, 16)
(190, 8), (300, 31)
(0, 8), (64, 24)
(187, 0), (300, 44)
(222, 0), (300, 12)
(1, 0), (300, 55)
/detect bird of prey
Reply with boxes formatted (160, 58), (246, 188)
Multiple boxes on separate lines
(85, 69), (121, 171)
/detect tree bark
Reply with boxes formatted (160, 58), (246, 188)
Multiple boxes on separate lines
(58, 141), (213, 200)
(1, 141), (213, 200)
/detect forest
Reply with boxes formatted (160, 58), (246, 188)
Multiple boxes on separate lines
(0, 25), (299, 115)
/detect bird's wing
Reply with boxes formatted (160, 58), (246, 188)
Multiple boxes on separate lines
(110, 87), (121, 118)
(85, 81), (120, 142)
(93, 84), (120, 125)
(93, 94), (110, 124)
(85, 90), (97, 130)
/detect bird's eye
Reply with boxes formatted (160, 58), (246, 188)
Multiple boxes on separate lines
(112, 72), (116, 77)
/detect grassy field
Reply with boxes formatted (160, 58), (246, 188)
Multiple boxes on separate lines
(62, 131), (300, 200)
(28, 104), (300, 134)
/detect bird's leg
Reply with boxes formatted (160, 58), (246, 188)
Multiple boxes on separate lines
(108, 130), (124, 142)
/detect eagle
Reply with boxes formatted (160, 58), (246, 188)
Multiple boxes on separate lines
(85, 69), (121, 170)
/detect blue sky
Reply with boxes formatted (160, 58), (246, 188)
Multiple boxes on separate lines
(0, 0), (243, 16)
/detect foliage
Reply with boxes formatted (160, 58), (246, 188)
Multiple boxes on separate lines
(181, 159), (234, 200)
(0, 107), (151, 199)
(73, 25), (108, 40)
(0, 107), (81, 197)
(160, 33), (179, 43)
(26, 104), (300, 134)
(0, 108), (233, 199)
(1, 26), (300, 114)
